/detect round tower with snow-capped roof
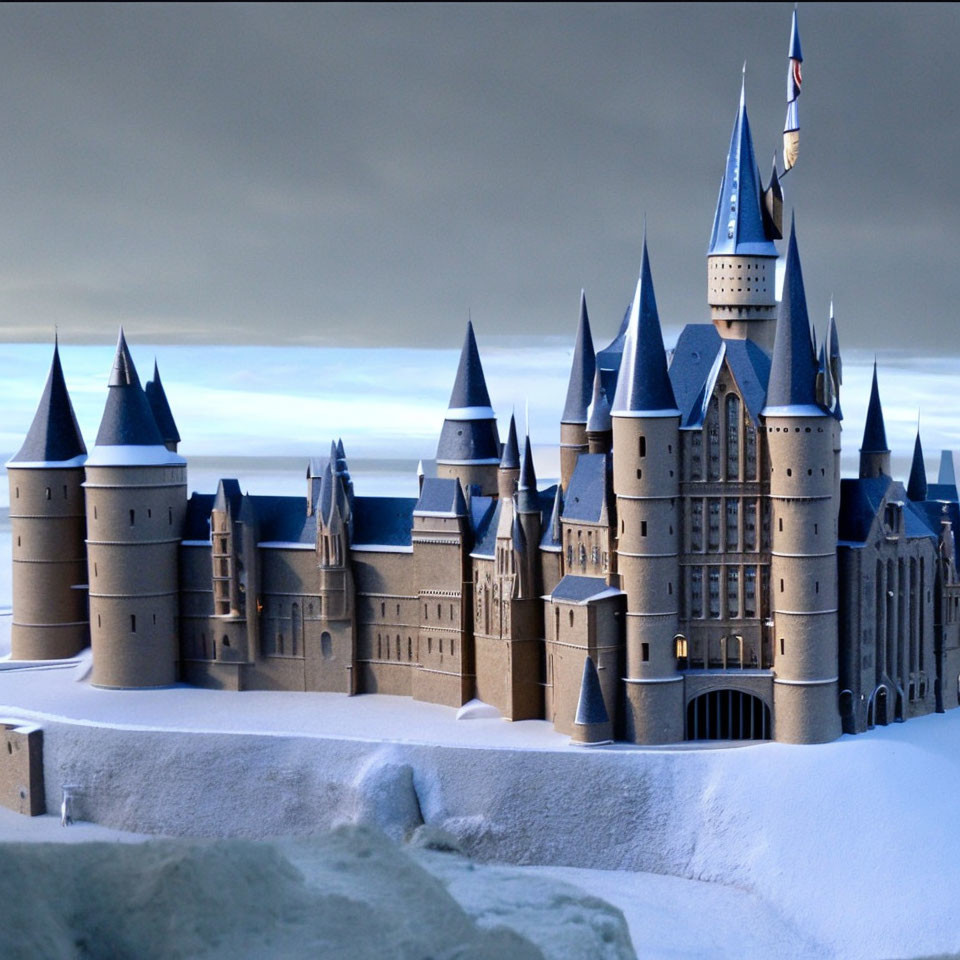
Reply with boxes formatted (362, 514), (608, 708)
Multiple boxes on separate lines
(85, 330), (187, 688)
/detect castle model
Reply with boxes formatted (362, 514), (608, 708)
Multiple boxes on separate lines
(8, 22), (960, 747)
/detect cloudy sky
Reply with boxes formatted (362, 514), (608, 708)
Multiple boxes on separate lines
(0, 3), (956, 349)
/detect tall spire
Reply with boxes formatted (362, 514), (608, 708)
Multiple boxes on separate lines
(10, 338), (87, 465)
(144, 360), (181, 450)
(446, 320), (493, 414)
(586, 367), (612, 435)
(708, 78), (779, 257)
(94, 328), (165, 448)
(764, 217), (820, 413)
(611, 236), (679, 417)
(516, 433), (539, 514)
(436, 321), (500, 474)
(561, 290), (596, 424)
(500, 413), (520, 469)
(860, 363), (889, 454)
(907, 429), (928, 502)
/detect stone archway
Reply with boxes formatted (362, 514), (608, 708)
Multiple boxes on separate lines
(685, 689), (771, 741)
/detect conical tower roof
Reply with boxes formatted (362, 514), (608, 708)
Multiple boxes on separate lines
(144, 360), (181, 446)
(939, 450), (957, 487)
(500, 413), (520, 469)
(860, 363), (889, 454)
(95, 329), (164, 447)
(586, 368), (611, 434)
(436, 321), (500, 465)
(574, 656), (610, 727)
(708, 78), (779, 258)
(88, 330), (184, 466)
(907, 430), (928, 502)
(763, 218), (821, 415)
(541, 484), (563, 549)
(10, 338), (87, 465)
(516, 434), (539, 514)
(611, 236), (679, 418)
(561, 290), (596, 424)
(446, 321), (493, 412)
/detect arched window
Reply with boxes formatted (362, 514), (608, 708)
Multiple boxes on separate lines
(322, 631), (333, 660)
(706, 396), (721, 480)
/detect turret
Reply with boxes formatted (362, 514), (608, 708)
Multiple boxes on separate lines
(7, 338), (89, 660)
(859, 363), (891, 479)
(144, 361), (181, 453)
(498, 413), (520, 500)
(585, 368), (612, 455)
(435, 321), (500, 497)
(762, 220), (841, 744)
(707, 77), (780, 351)
(907, 430), (928, 502)
(560, 291), (596, 490)
(515, 434), (541, 599)
(85, 329), (187, 688)
(611, 234), (683, 744)
(316, 442), (357, 694)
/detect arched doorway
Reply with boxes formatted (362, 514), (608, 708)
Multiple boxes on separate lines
(873, 686), (889, 726)
(686, 690), (771, 741)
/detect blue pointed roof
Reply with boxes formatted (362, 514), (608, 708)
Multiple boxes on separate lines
(516, 434), (539, 514)
(763, 219), (822, 415)
(611, 237), (679, 417)
(561, 290), (596, 423)
(500, 413), (520, 469)
(144, 360), (181, 446)
(10, 339), (87, 465)
(708, 82), (779, 258)
(586, 368), (611, 433)
(540, 484), (563, 550)
(437, 322), (500, 464)
(907, 431), (928, 502)
(940, 451), (957, 487)
(446, 321), (493, 413)
(94, 329), (167, 448)
(575, 656), (610, 727)
(860, 363), (889, 454)
(789, 7), (803, 61)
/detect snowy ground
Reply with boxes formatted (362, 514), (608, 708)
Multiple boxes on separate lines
(1, 619), (960, 958)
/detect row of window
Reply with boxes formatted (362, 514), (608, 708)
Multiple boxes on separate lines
(689, 394), (758, 482)
(688, 564), (766, 620)
(373, 634), (456, 662)
(689, 497), (763, 553)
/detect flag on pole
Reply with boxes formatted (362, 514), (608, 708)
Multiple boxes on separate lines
(783, 7), (803, 172)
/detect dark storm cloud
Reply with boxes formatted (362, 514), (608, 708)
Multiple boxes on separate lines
(0, 2), (956, 348)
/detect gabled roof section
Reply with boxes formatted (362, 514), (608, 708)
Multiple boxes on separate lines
(144, 361), (181, 446)
(763, 219), (822, 415)
(611, 237), (679, 418)
(93, 329), (173, 454)
(561, 290), (596, 424)
(213, 478), (243, 514)
(708, 80), (779, 258)
(500, 413), (520, 469)
(838, 476), (937, 546)
(415, 477), (467, 517)
(939, 450), (957, 487)
(907, 431), (928, 502)
(551, 575), (622, 605)
(563, 453), (612, 525)
(668, 325), (770, 429)
(860, 363), (889, 454)
(575, 657), (610, 727)
(471, 498), (502, 559)
(10, 339), (87, 465)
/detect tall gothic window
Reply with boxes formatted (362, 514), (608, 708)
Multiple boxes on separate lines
(707, 397), (721, 480)
(708, 568), (721, 618)
(725, 394), (740, 480)
(744, 566), (757, 617)
(691, 567), (703, 618)
(690, 433), (703, 481)
(708, 499), (721, 551)
(690, 499), (704, 552)
(726, 567), (740, 618)
(725, 499), (739, 551)
(743, 500), (757, 551)
(745, 419), (758, 480)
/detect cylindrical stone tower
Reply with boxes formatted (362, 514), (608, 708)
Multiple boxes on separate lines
(763, 222), (841, 744)
(611, 238), (684, 744)
(7, 341), (89, 660)
(85, 330), (187, 688)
